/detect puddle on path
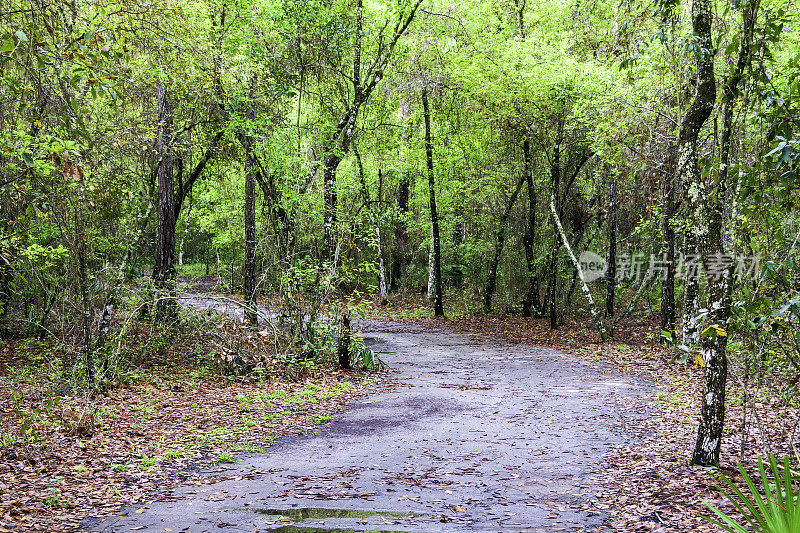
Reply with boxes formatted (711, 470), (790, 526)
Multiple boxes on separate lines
(252, 507), (413, 520)
(253, 507), (416, 531)
(269, 526), (408, 533)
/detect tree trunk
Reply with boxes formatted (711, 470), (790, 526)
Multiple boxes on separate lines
(550, 196), (608, 341)
(177, 198), (192, 266)
(484, 174), (525, 314)
(661, 146), (676, 341)
(243, 77), (258, 329)
(522, 138), (541, 317)
(78, 229), (94, 385)
(452, 200), (464, 288)
(422, 87), (444, 317)
(337, 313), (352, 369)
(154, 84), (177, 320)
(355, 146), (388, 305)
(392, 104), (412, 291)
(606, 167), (617, 319)
(392, 173), (410, 291)
(428, 226), (435, 300)
(547, 137), (562, 329)
(689, 0), (757, 468)
(322, 153), (342, 264)
(673, 0), (719, 467)
(682, 232), (701, 345)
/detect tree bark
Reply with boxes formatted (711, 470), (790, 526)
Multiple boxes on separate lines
(674, 0), (719, 467)
(484, 174), (525, 314)
(391, 103), (412, 291)
(661, 146), (676, 341)
(154, 84), (177, 320)
(243, 76), (258, 329)
(547, 136), (562, 329)
(355, 145), (388, 305)
(522, 138), (541, 317)
(177, 198), (192, 266)
(422, 87), (444, 317)
(689, 0), (758, 468)
(682, 231), (701, 345)
(606, 166), (617, 319)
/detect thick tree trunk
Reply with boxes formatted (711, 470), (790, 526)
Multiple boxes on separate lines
(484, 174), (525, 314)
(422, 87), (444, 317)
(154, 84), (177, 320)
(522, 138), (541, 317)
(674, 0), (720, 467)
(661, 146), (676, 341)
(689, 0), (757, 468)
(606, 168), (617, 319)
(682, 232), (701, 345)
(243, 82), (258, 329)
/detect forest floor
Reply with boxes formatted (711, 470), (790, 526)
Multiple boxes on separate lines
(87, 315), (651, 532)
(2, 285), (798, 532)
(0, 311), (384, 532)
(363, 293), (800, 532)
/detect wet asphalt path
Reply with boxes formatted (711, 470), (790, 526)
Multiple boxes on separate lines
(87, 318), (650, 533)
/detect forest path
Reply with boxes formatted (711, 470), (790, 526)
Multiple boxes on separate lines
(92, 310), (651, 533)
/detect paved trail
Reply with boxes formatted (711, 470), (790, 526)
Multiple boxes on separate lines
(88, 318), (650, 533)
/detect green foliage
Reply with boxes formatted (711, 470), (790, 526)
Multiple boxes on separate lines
(700, 455), (800, 533)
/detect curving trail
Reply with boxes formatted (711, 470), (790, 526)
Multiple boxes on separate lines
(88, 317), (650, 533)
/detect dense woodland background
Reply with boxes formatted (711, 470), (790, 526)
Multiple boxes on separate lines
(1, 0), (800, 483)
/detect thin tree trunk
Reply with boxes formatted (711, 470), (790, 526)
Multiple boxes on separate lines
(661, 146), (676, 341)
(522, 138), (541, 317)
(422, 87), (443, 317)
(547, 136), (562, 329)
(79, 229), (93, 385)
(452, 200), (464, 288)
(177, 199), (192, 266)
(484, 174), (525, 313)
(337, 313), (351, 369)
(550, 196), (608, 341)
(567, 230), (594, 304)
(154, 84), (177, 320)
(392, 103), (412, 291)
(606, 167), (617, 318)
(355, 145), (388, 305)
(428, 226), (435, 300)
(243, 76), (258, 329)
(392, 173), (410, 291)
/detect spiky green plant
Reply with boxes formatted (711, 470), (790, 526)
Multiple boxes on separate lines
(700, 455), (800, 533)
